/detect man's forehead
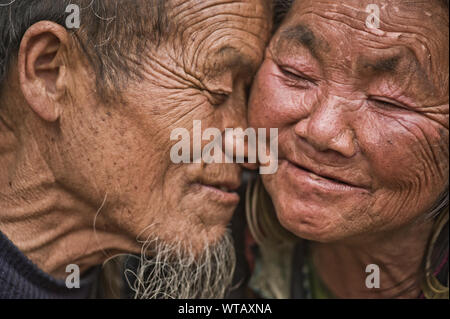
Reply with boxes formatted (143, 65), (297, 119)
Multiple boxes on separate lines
(170, 0), (271, 18)
(168, 0), (271, 83)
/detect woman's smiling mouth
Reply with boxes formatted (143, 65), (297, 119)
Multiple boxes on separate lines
(283, 159), (371, 194)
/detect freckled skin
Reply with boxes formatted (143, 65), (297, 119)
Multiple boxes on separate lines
(57, 1), (271, 245)
(249, 0), (448, 297)
(0, 0), (271, 277)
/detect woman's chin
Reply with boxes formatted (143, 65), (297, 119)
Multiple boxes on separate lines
(274, 203), (352, 243)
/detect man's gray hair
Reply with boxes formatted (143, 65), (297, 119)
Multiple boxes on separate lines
(0, 0), (169, 100)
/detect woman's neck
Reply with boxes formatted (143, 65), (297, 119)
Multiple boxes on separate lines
(311, 220), (434, 299)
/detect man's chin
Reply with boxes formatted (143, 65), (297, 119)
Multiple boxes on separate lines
(126, 228), (236, 299)
(180, 191), (239, 227)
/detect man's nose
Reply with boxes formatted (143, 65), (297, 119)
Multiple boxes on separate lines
(294, 96), (357, 158)
(240, 141), (259, 171)
(220, 98), (258, 170)
(220, 126), (259, 170)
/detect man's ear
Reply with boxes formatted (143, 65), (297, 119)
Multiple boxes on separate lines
(18, 21), (71, 122)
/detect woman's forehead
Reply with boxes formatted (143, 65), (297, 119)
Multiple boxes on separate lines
(275, 0), (449, 98)
(285, 0), (449, 37)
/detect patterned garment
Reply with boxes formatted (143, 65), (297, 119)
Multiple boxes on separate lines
(246, 235), (449, 299)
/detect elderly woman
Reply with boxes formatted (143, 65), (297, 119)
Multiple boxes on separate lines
(245, 0), (449, 298)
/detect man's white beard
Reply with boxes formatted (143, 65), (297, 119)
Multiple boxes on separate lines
(126, 230), (236, 299)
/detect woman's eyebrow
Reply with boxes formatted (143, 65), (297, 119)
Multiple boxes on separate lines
(279, 24), (326, 60)
(277, 24), (436, 94)
(357, 51), (435, 92)
(369, 56), (401, 73)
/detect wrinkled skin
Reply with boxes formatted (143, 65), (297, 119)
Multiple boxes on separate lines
(0, 0), (271, 278)
(251, 0), (448, 244)
(249, 0), (448, 297)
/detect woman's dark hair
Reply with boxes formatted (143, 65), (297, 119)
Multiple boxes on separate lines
(274, 0), (293, 29)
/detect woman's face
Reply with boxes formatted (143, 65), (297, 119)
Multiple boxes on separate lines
(249, 0), (449, 242)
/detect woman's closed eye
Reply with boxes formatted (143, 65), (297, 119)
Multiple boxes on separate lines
(369, 95), (410, 110)
(278, 65), (317, 89)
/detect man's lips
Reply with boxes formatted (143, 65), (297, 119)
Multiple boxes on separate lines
(193, 178), (241, 205)
(200, 179), (241, 193)
(284, 159), (370, 191)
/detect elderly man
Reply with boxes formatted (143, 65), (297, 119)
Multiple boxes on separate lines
(0, 0), (271, 298)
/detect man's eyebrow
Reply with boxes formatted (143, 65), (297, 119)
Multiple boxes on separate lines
(279, 24), (322, 59)
(205, 46), (258, 77)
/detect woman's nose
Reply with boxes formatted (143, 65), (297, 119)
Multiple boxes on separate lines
(294, 97), (358, 158)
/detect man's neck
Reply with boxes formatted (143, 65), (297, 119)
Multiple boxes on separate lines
(0, 121), (134, 279)
(311, 220), (434, 299)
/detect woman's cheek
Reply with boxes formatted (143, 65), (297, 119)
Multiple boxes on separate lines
(249, 61), (279, 129)
(357, 109), (442, 191)
(250, 60), (316, 131)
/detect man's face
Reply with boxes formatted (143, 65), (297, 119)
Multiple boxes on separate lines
(53, 0), (271, 252)
(249, 0), (449, 242)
